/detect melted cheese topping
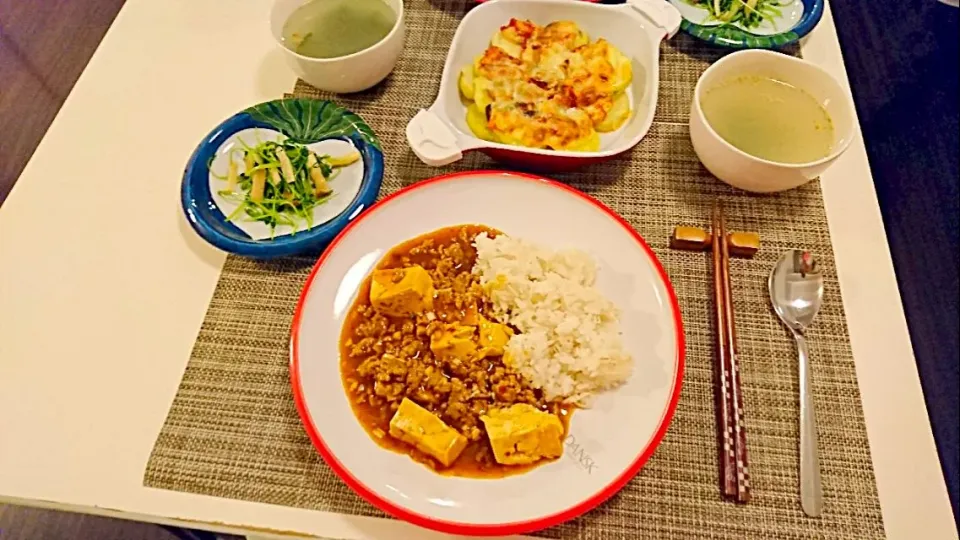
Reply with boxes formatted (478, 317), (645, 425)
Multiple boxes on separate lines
(461, 19), (632, 151)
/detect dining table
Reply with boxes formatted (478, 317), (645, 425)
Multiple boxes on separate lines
(0, 0), (955, 539)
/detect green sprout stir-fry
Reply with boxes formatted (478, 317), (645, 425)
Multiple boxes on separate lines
(215, 138), (360, 235)
(687, 0), (792, 29)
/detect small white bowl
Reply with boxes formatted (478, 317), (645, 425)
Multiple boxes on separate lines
(689, 50), (856, 193)
(271, 0), (406, 93)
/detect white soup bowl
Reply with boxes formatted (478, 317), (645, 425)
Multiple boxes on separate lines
(271, 0), (406, 93)
(689, 50), (856, 193)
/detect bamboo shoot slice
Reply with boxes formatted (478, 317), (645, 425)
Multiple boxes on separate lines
(307, 153), (332, 196)
(326, 150), (360, 167)
(275, 147), (296, 184)
(250, 170), (267, 203)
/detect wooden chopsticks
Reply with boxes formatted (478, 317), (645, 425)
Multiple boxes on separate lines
(712, 202), (751, 503)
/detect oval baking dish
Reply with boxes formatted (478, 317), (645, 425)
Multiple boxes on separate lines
(405, 0), (681, 171)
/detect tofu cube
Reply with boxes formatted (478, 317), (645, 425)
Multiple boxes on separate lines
(430, 325), (478, 359)
(388, 398), (468, 467)
(481, 404), (564, 465)
(478, 314), (512, 357)
(369, 265), (435, 317)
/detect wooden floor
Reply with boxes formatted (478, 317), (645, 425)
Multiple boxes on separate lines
(0, 0), (956, 534)
(0, 505), (174, 539)
(0, 505), (244, 539)
(830, 0), (959, 528)
(0, 0), (125, 205)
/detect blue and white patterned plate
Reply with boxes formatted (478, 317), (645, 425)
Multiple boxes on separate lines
(668, 0), (824, 49)
(181, 98), (384, 258)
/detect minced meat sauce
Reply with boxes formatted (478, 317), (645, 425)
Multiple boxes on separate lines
(339, 225), (572, 477)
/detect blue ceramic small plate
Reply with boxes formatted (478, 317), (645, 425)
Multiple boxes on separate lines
(668, 0), (824, 49)
(181, 98), (384, 258)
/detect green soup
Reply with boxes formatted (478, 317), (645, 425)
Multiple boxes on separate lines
(282, 0), (396, 59)
(700, 75), (835, 164)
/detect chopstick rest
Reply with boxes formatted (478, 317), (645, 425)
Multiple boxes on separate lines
(671, 226), (760, 257)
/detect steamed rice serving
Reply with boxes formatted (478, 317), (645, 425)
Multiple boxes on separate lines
(473, 233), (632, 404)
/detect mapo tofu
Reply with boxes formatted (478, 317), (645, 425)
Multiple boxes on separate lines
(339, 225), (573, 478)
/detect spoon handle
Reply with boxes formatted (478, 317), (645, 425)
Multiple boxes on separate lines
(795, 331), (823, 517)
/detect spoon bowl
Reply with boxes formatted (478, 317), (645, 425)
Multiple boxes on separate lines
(769, 250), (824, 331)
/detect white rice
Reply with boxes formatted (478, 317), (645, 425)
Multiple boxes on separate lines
(472, 233), (632, 405)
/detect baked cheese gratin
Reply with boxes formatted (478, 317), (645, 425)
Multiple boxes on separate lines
(458, 19), (632, 152)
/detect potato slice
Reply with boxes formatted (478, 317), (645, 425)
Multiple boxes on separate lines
(595, 92), (631, 133)
(458, 64), (475, 101)
(607, 45), (633, 94)
(564, 130), (601, 152)
(543, 21), (589, 49)
(491, 31), (523, 58)
(465, 104), (497, 142)
(472, 53), (485, 75)
(573, 29), (590, 49)
(473, 76), (495, 111)
(495, 130), (524, 147)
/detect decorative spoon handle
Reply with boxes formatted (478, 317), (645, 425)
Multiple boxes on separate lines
(795, 331), (823, 517)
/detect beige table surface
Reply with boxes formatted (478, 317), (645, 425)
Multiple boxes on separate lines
(0, 0), (955, 538)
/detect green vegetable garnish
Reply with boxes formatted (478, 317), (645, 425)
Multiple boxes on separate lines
(687, 0), (790, 30)
(213, 136), (360, 237)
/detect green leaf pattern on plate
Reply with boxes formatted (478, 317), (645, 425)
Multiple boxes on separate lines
(680, 19), (800, 49)
(245, 98), (382, 149)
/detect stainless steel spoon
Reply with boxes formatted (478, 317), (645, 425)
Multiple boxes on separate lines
(769, 250), (824, 517)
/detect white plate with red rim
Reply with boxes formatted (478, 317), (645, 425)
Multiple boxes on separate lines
(290, 171), (685, 535)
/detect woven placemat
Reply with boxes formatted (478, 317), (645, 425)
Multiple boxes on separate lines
(145, 1), (884, 537)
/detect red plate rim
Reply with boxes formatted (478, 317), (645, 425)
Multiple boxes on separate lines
(289, 170), (686, 536)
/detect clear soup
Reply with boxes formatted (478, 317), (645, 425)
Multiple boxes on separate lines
(281, 0), (396, 59)
(700, 75), (835, 164)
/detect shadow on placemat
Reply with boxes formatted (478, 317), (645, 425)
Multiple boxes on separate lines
(145, 1), (883, 537)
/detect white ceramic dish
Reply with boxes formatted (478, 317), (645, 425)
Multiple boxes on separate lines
(405, 0), (682, 171)
(271, 0), (406, 93)
(689, 49), (856, 193)
(291, 171), (685, 535)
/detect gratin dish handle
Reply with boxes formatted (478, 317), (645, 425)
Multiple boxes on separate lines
(626, 0), (682, 40)
(406, 109), (464, 167)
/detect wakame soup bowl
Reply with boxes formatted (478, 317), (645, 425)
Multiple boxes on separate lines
(271, 0), (406, 93)
(689, 50), (856, 193)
